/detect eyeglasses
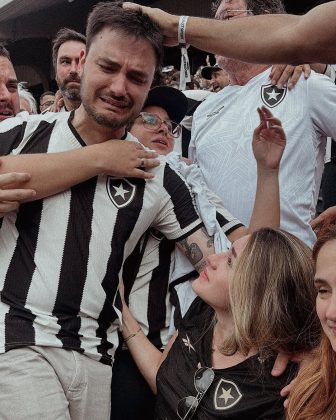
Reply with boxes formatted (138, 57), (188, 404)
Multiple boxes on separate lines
(40, 100), (55, 108)
(136, 112), (181, 138)
(177, 367), (215, 420)
(216, 9), (252, 20)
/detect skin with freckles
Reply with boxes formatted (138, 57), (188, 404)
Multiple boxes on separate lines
(192, 235), (249, 314)
(315, 239), (336, 352)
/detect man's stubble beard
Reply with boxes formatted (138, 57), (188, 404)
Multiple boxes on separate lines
(81, 99), (136, 130)
(62, 87), (81, 102)
(57, 76), (81, 102)
(79, 71), (145, 130)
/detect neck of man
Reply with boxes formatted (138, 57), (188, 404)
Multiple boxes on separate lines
(71, 104), (126, 145)
(225, 62), (270, 86)
(63, 97), (82, 112)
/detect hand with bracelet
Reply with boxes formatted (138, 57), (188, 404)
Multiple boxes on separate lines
(118, 278), (174, 393)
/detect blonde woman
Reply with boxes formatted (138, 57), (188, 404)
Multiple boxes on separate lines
(286, 223), (336, 420)
(121, 228), (320, 419)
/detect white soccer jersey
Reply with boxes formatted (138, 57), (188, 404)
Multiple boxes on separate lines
(0, 112), (203, 364)
(189, 69), (336, 246)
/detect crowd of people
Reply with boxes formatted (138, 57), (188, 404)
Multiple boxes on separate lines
(0, 0), (336, 419)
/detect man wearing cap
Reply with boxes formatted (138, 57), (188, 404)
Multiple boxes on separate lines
(201, 64), (230, 92)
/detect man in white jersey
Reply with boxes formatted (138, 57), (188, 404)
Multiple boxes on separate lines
(0, 4), (226, 419)
(187, 0), (336, 247)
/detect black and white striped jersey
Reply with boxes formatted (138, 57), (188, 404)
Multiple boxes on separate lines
(0, 112), (203, 365)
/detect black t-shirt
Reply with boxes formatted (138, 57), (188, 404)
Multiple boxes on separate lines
(156, 297), (297, 419)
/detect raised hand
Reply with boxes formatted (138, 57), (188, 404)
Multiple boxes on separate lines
(252, 106), (286, 171)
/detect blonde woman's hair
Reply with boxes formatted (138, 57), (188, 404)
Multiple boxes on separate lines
(222, 228), (320, 357)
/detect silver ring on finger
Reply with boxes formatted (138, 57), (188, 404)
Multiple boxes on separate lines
(140, 159), (145, 169)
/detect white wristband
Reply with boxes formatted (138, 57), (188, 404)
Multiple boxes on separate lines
(178, 16), (191, 90)
(178, 15), (189, 45)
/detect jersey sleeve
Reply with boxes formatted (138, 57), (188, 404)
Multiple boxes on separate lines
(308, 72), (336, 138)
(152, 163), (203, 241)
(204, 185), (244, 235)
(0, 114), (28, 155)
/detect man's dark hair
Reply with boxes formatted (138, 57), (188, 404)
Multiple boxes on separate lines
(40, 91), (55, 102)
(0, 44), (11, 60)
(212, 0), (285, 15)
(86, 2), (163, 70)
(52, 28), (86, 71)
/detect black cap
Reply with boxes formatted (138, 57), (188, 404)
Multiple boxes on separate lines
(201, 64), (221, 80)
(144, 86), (188, 124)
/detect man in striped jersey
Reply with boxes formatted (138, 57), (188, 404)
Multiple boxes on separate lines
(0, 45), (37, 214)
(0, 4), (240, 419)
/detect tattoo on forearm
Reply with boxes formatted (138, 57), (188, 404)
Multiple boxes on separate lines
(179, 238), (204, 265)
(195, 260), (207, 273)
(202, 227), (214, 248)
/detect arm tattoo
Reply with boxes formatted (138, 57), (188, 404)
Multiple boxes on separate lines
(179, 238), (204, 265)
(195, 260), (207, 273)
(202, 227), (214, 248)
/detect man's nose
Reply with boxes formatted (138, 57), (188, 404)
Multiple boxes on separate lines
(110, 74), (127, 98)
(0, 83), (11, 102)
(69, 61), (79, 74)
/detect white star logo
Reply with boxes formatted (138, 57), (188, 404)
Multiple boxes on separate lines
(113, 183), (129, 200)
(182, 335), (195, 353)
(266, 88), (281, 102)
(218, 387), (235, 405)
